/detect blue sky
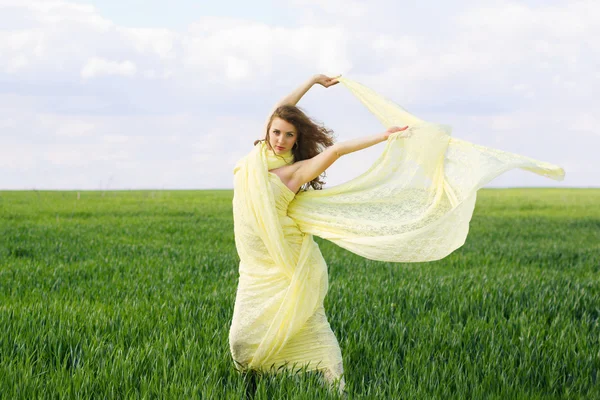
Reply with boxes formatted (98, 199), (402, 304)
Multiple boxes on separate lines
(0, 0), (597, 189)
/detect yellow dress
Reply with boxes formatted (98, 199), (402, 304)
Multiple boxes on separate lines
(229, 170), (345, 387)
(228, 76), (565, 392)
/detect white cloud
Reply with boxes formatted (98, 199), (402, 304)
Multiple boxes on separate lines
(289, 0), (368, 18)
(20, 0), (112, 31)
(181, 18), (351, 84)
(55, 121), (96, 137)
(225, 55), (251, 81)
(81, 57), (137, 78)
(102, 134), (133, 144)
(0, 144), (37, 170)
(0, 30), (43, 72)
(117, 27), (177, 60)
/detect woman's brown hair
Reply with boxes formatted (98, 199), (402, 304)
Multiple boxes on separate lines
(254, 105), (335, 191)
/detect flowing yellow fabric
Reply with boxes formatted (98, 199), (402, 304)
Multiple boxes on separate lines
(289, 77), (565, 261)
(228, 76), (565, 388)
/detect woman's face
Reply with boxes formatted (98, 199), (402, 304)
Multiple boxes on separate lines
(268, 117), (298, 154)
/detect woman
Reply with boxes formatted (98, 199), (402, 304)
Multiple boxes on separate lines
(229, 74), (565, 397)
(229, 73), (404, 395)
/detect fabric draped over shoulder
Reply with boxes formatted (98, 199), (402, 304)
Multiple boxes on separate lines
(228, 76), (565, 385)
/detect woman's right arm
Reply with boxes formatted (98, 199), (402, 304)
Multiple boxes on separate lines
(274, 74), (339, 108)
(290, 126), (409, 187)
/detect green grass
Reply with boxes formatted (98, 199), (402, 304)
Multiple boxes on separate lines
(0, 188), (598, 399)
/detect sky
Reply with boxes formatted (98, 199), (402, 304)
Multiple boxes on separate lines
(0, 0), (597, 190)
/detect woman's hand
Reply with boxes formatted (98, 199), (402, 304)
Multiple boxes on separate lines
(313, 74), (341, 88)
(383, 125), (410, 140)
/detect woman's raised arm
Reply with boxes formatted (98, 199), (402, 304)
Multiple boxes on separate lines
(276, 74), (340, 107)
(262, 74), (340, 133)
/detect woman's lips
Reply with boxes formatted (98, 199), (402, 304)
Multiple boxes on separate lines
(276, 146), (285, 150)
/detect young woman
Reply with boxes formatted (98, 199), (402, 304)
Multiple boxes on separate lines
(228, 73), (408, 396)
(229, 73), (565, 399)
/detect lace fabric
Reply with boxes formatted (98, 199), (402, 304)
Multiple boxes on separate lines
(287, 76), (565, 262)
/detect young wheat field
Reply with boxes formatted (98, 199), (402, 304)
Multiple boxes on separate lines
(1, 188), (598, 399)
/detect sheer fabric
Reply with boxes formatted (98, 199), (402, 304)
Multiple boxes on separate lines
(289, 76), (565, 262)
(228, 76), (565, 391)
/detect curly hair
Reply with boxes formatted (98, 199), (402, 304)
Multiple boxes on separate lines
(254, 105), (336, 191)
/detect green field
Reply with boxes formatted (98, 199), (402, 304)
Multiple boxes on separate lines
(1, 188), (599, 399)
